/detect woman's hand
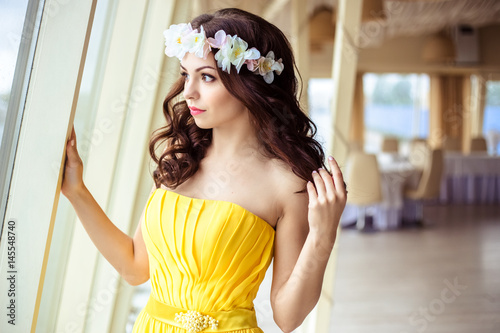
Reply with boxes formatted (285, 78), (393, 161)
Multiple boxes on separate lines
(61, 125), (86, 200)
(306, 156), (347, 243)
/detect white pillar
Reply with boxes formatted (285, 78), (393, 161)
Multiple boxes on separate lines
(329, 0), (363, 166)
(299, 1), (364, 332)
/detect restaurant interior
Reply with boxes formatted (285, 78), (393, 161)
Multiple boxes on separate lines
(0, 0), (498, 332)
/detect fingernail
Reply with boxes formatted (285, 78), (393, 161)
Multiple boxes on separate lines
(71, 140), (75, 147)
(312, 170), (318, 174)
(328, 156), (333, 160)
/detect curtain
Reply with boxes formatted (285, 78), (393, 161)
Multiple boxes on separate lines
(471, 74), (487, 137)
(462, 75), (472, 152)
(429, 74), (472, 150)
(349, 72), (365, 151)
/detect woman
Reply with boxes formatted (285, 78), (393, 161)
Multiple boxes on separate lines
(62, 8), (346, 333)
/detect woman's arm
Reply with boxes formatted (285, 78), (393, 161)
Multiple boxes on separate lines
(271, 157), (346, 332)
(66, 184), (153, 286)
(61, 125), (152, 286)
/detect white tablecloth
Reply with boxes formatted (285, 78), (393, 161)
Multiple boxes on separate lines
(341, 156), (421, 230)
(439, 153), (500, 204)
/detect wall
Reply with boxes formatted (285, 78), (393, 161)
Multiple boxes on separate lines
(310, 24), (500, 77)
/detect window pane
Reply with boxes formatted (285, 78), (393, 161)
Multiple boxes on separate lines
(0, 0), (30, 151)
(308, 78), (334, 154)
(363, 73), (429, 153)
(483, 80), (500, 155)
(36, 0), (115, 330)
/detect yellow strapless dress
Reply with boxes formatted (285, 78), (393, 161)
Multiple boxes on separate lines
(132, 188), (275, 333)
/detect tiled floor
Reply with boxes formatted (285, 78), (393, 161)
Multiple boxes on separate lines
(127, 204), (500, 332)
(329, 204), (500, 333)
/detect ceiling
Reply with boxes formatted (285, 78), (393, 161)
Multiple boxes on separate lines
(305, 0), (500, 47)
(362, 0), (500, 47)
(203, 0), (500, 47)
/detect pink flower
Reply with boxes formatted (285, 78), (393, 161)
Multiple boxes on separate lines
(207, 30), (227, 49)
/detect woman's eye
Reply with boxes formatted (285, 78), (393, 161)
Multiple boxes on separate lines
(180, 72), (214, 83)
(202, 74), (215, 83)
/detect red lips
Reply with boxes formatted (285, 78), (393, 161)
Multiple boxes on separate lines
(189, 106), (205, 112)
(188, 106), (206, 116)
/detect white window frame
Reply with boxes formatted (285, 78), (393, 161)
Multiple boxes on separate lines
(0, 0), (98, 332)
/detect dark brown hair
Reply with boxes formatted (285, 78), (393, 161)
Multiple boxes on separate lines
(149, 8), (327, 191)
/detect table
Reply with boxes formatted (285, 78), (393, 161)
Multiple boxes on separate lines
(341, 155), (422, 230)
(439, 153), (500, 204)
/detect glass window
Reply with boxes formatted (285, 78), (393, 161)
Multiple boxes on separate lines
(36, 0), (116, 329)
(308, 78), (334, 154)
(483, 80), (500, 155)
(0, 0), (30, 151)
(363, 73), (430, 153)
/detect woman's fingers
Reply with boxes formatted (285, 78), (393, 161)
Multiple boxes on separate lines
(328, 156), (346, 195)
(312, 170), (327, 199)
(306, 180), (317, 205)
(70, 125), (76, 147)
(309, 156), (347, 203)
(66, 125), (80, 163)
(318, 167), (335, 199)
(61, 125), (85, 198)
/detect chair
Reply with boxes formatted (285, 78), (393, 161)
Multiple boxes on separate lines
(381, 137), (399, 153)
(470, 136), (487, 153)
(409, 140), (430, 169)
(442, 137), (461, 152)
(410, 137), (427, 144)
(403, 149), (444, 226)
(346, 152), (383, 231)
(486, 130), (500, 155)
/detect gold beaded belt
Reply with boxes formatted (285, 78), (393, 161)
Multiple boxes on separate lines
(145, 295), (259, 332)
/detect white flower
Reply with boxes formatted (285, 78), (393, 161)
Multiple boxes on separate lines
(163, 23), (194, 59)
(214, 35), (261, 74)
(230, 37), (261, 73)
(184, 25), (211, 59)
(163, 23), (284, 83)
(214, 35), (234, 73)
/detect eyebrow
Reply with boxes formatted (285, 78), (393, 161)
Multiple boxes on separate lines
(180, 64), (216, 72)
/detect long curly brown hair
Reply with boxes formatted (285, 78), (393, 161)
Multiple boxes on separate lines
(149, 8), (327, 191)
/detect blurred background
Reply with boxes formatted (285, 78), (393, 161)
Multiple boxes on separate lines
(0, 0), (499, 332)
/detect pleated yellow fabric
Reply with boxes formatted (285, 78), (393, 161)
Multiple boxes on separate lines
(132, 188), (275, 333)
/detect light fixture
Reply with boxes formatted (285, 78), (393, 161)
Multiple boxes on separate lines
(362, 0), (386, 22)
(309, 6), (336, 52)
(422, 31), (456, 63)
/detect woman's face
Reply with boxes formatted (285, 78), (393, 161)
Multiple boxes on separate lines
(180, 52), (248, 129)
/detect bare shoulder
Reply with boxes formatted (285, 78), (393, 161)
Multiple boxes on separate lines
(267, 158), (309, 225)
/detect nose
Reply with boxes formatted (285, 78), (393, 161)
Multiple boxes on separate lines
(183, 77), (199, 101)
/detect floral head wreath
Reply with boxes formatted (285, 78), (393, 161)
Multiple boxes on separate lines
(163, 23), (284, 84)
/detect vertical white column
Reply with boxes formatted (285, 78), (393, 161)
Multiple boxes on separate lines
(329, 0), (363, 166)
(298, 1), (363, 332)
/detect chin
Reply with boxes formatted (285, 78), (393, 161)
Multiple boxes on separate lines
(192, 118), (214, 130)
